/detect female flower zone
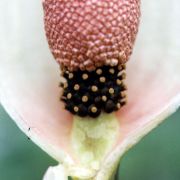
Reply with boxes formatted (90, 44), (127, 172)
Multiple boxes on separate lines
(0, 0), (180, 180)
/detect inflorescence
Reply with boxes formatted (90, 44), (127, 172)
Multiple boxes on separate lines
(60, 64), (127, 118)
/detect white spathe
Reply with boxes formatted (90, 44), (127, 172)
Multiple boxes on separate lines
(43, 164), (68, 180)
(0, 0), (180, 180)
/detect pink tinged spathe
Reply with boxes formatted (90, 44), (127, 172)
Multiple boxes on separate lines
(0, 0), (180, 180)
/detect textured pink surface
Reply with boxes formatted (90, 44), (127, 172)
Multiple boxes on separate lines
(1, 1), (180, 175)
(43, 0), (140, 71)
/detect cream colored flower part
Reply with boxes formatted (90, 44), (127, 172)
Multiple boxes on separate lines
(0, 0), (180, 180)
(43, 164), (67, 180)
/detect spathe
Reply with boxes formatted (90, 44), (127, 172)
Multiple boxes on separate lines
(0, 0), (180, 180)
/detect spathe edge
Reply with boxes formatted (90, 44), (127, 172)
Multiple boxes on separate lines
(1, 83), (179, 179)
(95, 94), (180, 180)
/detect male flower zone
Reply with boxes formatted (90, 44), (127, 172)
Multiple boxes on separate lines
(0, 0), (180, 180)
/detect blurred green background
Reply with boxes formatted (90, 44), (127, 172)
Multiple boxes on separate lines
(0, 105), (180, 180)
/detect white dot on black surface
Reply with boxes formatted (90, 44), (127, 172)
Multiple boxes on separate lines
(96, 68), (102, 75)
(82, 73), (88, 80)
(74, 84), (80, 91)
(74, 106), (79, 113)
(61, 65), (127, 118)
(69, 73), (74, 79)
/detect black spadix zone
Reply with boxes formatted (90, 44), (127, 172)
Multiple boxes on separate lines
(60, 64), (127, 118)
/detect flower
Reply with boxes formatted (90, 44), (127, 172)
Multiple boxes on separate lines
(0, 0), (180, 180)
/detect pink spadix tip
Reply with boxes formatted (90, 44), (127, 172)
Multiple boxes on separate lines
(43, 0), (141, 72)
